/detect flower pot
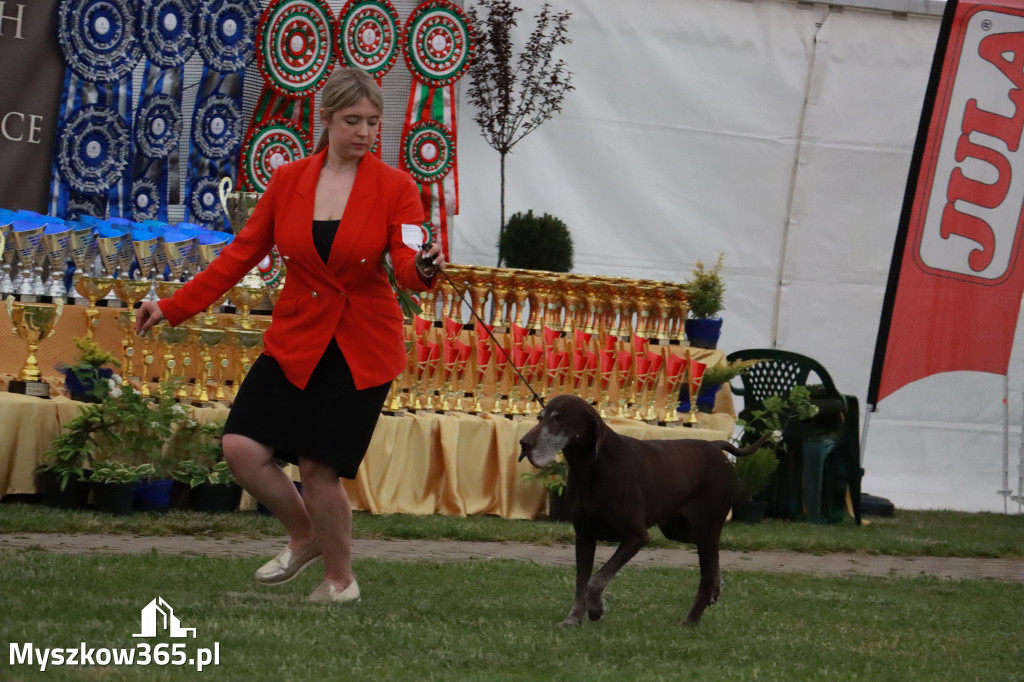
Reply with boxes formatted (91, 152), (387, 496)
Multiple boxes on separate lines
(93, 482), (136, 515)
(684, 317), (723, 350)
(134, 479), (173, 512)
(37, 470), (91, 510)
(731, 499), (768, 524)
(170, 480), (192, 510)
(547, 490), (571, 522)
(676, 384), (722, 415)
(64, 367), (114, 403)
(190, 483), (242, 514)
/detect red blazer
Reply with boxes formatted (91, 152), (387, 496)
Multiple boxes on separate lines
(160, 150), (431, 390)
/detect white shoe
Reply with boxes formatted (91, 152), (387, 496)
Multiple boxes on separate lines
(255, 544), (322, 585)
(308, 578), (360, 603)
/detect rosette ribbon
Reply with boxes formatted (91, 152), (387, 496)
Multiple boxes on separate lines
(187, 0), (260, 228)
(238, 0), (336, 193)
(335, 0), (402, 158)
(399, 0), (475, 256)
(51, 0), (141, 220)
(131, 0), (196, 221)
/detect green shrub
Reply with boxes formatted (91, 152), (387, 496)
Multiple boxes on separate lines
(683, 253), (725, 319)
(498, 210), (574, 272)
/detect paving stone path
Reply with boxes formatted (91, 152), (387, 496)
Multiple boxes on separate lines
(2, 534), (1021, 582)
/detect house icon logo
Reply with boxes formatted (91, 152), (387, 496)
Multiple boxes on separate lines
(133, 597), (196, 639)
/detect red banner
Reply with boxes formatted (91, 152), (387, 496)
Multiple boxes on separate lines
(869, 0), (1024, 405)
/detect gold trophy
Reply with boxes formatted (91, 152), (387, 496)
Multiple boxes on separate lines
(156, 324), (191, 398)
(230, 327), (264, 390)
(191, 326), (225, 404)
(71, 225), (111, 339)
(229, 281), (266, 329)
(113, 278), (155, 390)
(6, 295), (64, 397)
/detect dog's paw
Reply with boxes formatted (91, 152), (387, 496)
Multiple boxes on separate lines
(560, 612), (584, 627)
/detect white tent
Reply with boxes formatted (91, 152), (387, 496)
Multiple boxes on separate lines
(451, 0), (1023, 513)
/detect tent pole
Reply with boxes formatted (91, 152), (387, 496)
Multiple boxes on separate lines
(860, 403), (874, 468)
(999, 375), (1010, 513)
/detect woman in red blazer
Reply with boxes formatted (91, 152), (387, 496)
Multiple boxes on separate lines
(137, 69), (445, 603)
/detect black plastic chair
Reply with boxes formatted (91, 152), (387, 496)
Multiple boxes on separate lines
(726, 349), (863, 524)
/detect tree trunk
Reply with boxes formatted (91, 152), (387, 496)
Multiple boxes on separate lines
(496, 151), (507, 267)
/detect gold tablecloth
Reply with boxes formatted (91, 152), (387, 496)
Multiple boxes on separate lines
(0, 391), (735, 519)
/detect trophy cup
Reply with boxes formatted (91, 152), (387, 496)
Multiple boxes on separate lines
(156, 323), (191, 397)
(12, 222), (45, 302)
(489, 269), (513, 330)
(130, 230), (159, 302)
(113, 278), (156, 390)
(6, 295), (64, 397)
(218, 176), (261, 233)
(190, 326), (225, 404)
(685, 352), (707, 426)
(229, 280), (266, 329)
(230, 327), (264, 390)
(662, 351), (687, 425)
(0, 218), (16, 296)
(41, 224), (72, 300)
(95, 232), (126, 307)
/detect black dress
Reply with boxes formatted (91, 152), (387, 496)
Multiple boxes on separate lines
(222, 219), (392, 478)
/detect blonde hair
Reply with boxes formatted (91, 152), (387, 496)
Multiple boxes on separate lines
(314, 68), (384, 153)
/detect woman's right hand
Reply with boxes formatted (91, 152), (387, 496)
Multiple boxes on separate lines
(136, 300), (166, 336)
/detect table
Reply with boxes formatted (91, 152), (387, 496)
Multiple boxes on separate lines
(0, 392), (735, 519)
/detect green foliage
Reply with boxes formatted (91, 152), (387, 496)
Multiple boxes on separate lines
(701, 358), (761, 388)
(733, 385), (820, 500)
(683, 253), (726, 319)
(168, 419), (234, 488)
(733, 446), (779, 501)
(57, 335), (122, 401)
(42, 381), (188, 486)
(498, 210), (574, 272)
(89, 461), (155, 485)
(381, 252), (422, 320)
(520, 454), (568, 495)
(71, 335), (120, 368)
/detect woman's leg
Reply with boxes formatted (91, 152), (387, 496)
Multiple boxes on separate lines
(298, 457), (354, 589)
(222, 434), (316, 551)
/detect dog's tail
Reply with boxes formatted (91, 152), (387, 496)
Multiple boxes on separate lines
(715, 434), (771, 458)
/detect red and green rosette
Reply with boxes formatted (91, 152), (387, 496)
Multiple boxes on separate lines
(399, 0), (475, 258)
(240, 117), (309, 193)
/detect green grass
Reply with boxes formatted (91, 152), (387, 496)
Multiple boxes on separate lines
(0, 552), (1020, 681)
(1, 502), (1022, 559)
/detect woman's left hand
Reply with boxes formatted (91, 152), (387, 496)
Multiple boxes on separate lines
(416, 241), (446, 278)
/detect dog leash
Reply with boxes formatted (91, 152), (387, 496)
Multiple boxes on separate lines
(432, 265), (546, 408)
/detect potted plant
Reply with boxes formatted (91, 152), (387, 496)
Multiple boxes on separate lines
(520, 454), (570, 522)
(37, 405), (101, 509)
(498, 210), (575, 272)
(731, 447), (778, 523)
(682, 253), (725, 349)
(91, 461), (155, 515)
(43, 380), (186, 514)
(678, 358), (761, 414)
(56, 336), (120, 403)
(169, 418), (240, 513)
(731, 385), (819, 523)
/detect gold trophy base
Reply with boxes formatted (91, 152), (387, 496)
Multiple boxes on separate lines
(9, 379), (50, 399)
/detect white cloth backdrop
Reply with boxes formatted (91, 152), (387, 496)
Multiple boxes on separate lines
(451, 0), (1024, 512)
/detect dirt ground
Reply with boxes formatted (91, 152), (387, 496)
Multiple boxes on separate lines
(2, 533), (1021, 582)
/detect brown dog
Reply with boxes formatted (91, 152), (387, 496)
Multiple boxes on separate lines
(518, 394), (765, 626)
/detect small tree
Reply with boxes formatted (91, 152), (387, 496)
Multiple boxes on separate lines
(465, 0), (574, 266)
